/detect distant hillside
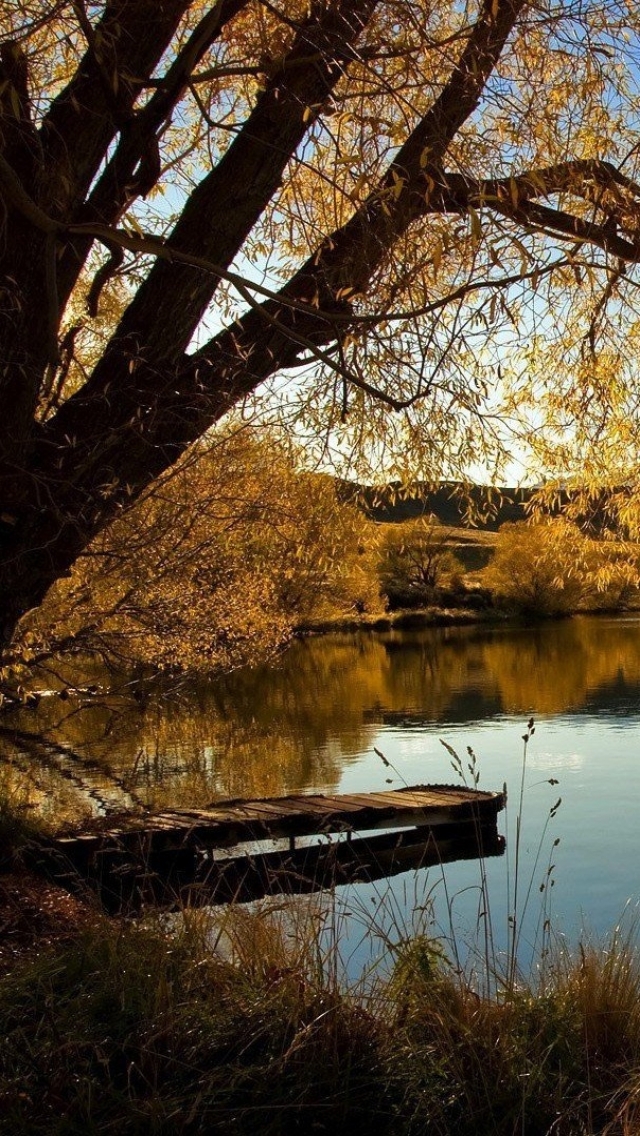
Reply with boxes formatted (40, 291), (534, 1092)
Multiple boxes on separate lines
(339, 482), (534, 530)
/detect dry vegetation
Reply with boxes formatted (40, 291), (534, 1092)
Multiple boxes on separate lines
(3, 885), (640, 1135)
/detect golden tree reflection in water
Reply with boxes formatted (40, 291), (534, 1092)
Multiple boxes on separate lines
(4, 617), (640, 824)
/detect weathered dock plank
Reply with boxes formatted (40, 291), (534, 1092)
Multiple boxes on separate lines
(29, 784), (505, 911)
(57, 784), (503, 846)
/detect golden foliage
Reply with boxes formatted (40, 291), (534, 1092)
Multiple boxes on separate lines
(482, 519), (640, 615)
(24, 427), (381, 674)
(378, 516), (463, 606)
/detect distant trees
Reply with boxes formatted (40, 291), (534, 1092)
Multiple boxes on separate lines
(378, 516), (462, 608)
(13, 484), (640, 678)
(483, 520), (640, 616)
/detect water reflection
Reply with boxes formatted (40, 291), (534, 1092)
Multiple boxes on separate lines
(4, 614), (640, 823)
(7, 613), (640, 968)
(0, 622), (636, 827)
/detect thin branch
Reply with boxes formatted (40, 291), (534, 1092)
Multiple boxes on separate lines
(585, 264), (626, 356)
(0, 152), (58, 232)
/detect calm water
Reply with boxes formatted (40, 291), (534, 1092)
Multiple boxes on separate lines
(6, 612), (640, 969)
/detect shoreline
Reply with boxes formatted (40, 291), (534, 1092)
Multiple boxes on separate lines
(298, 605), (515, 636)
(297, 600), (640, 638)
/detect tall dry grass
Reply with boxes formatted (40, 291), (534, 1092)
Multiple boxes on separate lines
(4, 892), (640, 1133)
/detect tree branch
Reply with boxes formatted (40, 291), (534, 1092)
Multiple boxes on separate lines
(29, 0), (532, 517)
(55, 0), (250, 313)
(38, 0), (192, 220)
(78, 0), (381, 371)
(431, 161), (640, 259)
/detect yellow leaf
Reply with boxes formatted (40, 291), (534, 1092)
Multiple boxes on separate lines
(126, 214), (145, 236)
(391, 171), (404, 199)
(469, 208), (482, 241)
(352, 172), (367, 198)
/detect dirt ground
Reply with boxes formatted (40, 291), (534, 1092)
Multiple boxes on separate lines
(0, 868), (96, 974)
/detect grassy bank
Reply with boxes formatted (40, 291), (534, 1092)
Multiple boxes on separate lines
(2, 888), (640, 1135)
(297, 603), (503, 635)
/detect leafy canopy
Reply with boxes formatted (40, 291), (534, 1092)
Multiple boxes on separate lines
(483, 519), (640, 614)
(3, 0), (640, 638)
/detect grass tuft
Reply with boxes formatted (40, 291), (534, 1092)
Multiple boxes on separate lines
(0, 907), (389, 1135)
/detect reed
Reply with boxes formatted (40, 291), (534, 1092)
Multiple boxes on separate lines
(5, 900), (640, 1134)
(0, 905), (390, 1134)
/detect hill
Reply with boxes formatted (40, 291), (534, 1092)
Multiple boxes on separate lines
(339, 482), (533, 530)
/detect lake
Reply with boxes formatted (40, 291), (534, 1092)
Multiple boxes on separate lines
(6, 612), (640, 975)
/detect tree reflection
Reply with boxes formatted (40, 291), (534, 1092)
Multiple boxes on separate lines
(4, 616), (640, 824)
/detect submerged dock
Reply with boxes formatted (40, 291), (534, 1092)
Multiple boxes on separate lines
(31, 784), (506, 911)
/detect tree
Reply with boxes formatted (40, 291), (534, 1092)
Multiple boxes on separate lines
(484, 518), (640, 615)
(19, 427), (380, 674)
(483, 518), (591, 615)
(3, 0), (640, 652)
(378, 515), (461, 608)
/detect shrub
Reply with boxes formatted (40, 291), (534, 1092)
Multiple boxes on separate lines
(482, 519), (590, 616)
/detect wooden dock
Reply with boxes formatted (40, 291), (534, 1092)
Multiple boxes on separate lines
(31, 784), (505, 911)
